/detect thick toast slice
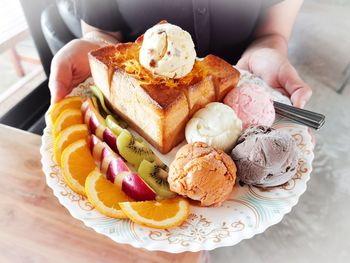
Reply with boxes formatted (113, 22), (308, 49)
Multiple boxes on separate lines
(88, 42), (240, 153)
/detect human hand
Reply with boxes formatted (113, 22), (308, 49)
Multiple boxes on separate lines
(49, 39), (100, 103)
(236, 47), (312, 108)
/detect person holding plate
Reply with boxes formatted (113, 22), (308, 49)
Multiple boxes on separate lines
(49, 0), (312, 108)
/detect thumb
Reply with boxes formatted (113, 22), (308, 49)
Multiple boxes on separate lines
(278, 62), (312, 108)
(49, 80), (71, 104)
(49, 57), (73, 104)
(236, 55), (250, 71)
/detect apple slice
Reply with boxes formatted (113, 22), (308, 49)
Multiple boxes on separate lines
(83, 98), (167, 171)
(82, 98), (119, 154)
(89, 135), (128, 182)
(88, 135), (157, 201)
(106, 115), (167, 170)
(117, 172), (158, 201)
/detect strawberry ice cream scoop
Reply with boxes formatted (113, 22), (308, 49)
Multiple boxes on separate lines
(224, 84), (275, 130)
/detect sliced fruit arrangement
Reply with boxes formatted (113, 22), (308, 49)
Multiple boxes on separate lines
(82, 96), (166, 169)
(138, 160), (175, 199)
(54, 124), (89, 165)
(81, 97), (119, 154)
(61, 139), (96, 195)
(115, 126), (162, 169)
(50, 96), (83, 123)
(89, 134), (158, 201)
(90, 85), (127, 127)
(85, 169), (131, 218)
(119, 197), (190, 229)
(106, 115), (166, 170)
(53, 109), (83, 137)
(90, 85), (114, 117)
(85, 96), (156, 168)
(50, 94), (188, 229)
(105, 115), (141, 143)
(50, 97), (95, 195)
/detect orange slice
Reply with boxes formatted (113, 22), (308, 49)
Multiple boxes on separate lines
(119, 197), (189, 229)
(54, 124), (89, 165)
(50, 96), (83, 123)
(61, 139), (96, 195)
(53, 109), (83, 137)
(85, 169), (132, 218)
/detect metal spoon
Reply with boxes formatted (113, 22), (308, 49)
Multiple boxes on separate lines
(273, 101), (325, 130)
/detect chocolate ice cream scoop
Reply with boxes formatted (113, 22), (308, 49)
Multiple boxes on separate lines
(168, 142), (236, 207)
(231, 125), (298, 187)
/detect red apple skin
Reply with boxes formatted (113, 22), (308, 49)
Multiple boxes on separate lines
(106, 158), (129, 183)
(121, 172), (157, 201)
(101, 147), (109, 163)
(102, 128), (118, 153)
(88, 135), (156, 201)
(88, 111), (99, 134)
(82, 98), (119, 154)
(88, 134), (98, 154)
(106, 162), (116, 183)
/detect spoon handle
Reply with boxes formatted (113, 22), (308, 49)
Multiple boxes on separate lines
(273, 101), (325, 130)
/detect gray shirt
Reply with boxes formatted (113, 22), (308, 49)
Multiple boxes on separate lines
(76, 0), (283, 64)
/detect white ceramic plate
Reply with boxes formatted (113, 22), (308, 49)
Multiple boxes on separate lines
(40, 71), (314, 253)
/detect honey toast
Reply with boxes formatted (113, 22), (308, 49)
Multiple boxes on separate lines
(88, 40), (240, 153)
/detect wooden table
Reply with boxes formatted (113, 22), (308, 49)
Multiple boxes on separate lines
(0, 124), (202, 262)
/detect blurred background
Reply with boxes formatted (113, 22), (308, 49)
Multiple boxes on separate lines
(0, 0), (349, 133)
(0, 0), (349, 262)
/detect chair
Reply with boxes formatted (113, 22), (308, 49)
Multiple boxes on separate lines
(41, 0), (81, 55)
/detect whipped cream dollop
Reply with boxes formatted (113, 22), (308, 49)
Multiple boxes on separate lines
(139, 23), (196, 79)
(185, 102), (242, 152)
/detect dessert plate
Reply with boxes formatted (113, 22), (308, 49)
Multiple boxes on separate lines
(40, 70), (314, 253)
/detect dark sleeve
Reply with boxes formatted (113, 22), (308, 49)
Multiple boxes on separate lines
(73, 0), (125, 32)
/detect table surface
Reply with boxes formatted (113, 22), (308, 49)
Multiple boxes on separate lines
(0, 124), (202, 263)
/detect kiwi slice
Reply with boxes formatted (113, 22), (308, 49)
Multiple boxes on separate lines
(90, 86), (128, 128)
(90, 85), (113, 115)
(138, 160), (175, 199)
(105, 115), (124, 136)
(107, 115), (168, 170)
(106, 115), (142, 142)
(117, 129), (157, 168)
(91, 96), (99, 111)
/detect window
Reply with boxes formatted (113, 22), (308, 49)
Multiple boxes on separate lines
(0, 0), (46, 117)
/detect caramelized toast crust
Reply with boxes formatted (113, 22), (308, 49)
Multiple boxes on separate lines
(89, 41), (240, 153)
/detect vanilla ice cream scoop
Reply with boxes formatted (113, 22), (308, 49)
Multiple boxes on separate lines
(139, 23), (196, 79)
(185, 102), (242, 152)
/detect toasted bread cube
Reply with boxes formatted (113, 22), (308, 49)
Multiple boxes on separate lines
(88, 44), (239, 153)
